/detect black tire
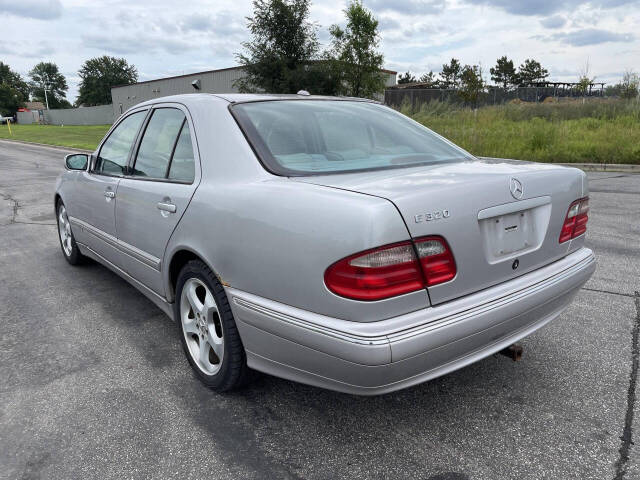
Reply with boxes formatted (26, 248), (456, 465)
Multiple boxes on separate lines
(175, 259), (250, 391)
(56, 200), (85, 266)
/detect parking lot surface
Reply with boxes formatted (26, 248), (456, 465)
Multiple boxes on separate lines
(1, 139), (639, 480)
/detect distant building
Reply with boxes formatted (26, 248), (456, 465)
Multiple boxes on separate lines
(23, 101), (46, 111)
(110, 65), (397, 119)
(16, 102), (46, 124)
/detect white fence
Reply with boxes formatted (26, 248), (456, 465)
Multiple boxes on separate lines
(44, 104), (114, 125)
(17, 104), (114, 125)
(16, 111), (41, 124)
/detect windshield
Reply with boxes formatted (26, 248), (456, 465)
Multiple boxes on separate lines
(231, 100), (474, 176)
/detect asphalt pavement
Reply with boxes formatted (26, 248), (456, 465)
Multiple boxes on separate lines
(1, 139), (639, 480)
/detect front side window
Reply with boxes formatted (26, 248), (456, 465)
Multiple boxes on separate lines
(96, 111), (146, 175)
(133, 108), (186, 178)
(232, 100), (474, 176)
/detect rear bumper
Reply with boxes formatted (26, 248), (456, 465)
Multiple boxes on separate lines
(228, 247), (595, 395)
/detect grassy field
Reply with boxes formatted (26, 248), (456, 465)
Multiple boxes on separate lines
(404, 99), (640, 164)
(0, 123), (110, 150)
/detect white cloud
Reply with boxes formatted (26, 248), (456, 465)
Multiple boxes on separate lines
(366, 0), (446, 15)
(540, 15), (566, 29)
(0, 0), (637, 101)
(550, 28), (634, 46)
(461, 0), (639, 16)
(0, 0), (62, 19)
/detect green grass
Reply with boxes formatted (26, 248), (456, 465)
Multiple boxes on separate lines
(0, 124), (111, 150)
(403, 99), (640, 164)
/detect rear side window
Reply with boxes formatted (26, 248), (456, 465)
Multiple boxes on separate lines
(96, 111), (146, 175)
(133, 108), (186, 178)
(168, 122), (195, 183)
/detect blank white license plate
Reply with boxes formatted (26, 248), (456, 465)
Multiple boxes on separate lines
(484, 210), (535, 258)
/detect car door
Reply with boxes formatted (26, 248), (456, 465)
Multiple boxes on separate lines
(114, 105), (200, 296)
(70, 109), (148, 267)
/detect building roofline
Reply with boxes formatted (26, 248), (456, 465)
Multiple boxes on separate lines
(112, 66), (245, 89)
(113, 65), (397, 89)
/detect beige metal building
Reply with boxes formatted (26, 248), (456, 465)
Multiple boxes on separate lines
(110, 65), (397, 119)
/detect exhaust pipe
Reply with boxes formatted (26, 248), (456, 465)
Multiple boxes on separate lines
(499, 343), (523, 362)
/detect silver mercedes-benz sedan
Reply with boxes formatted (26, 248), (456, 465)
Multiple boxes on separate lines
(55, 93), (595, 395)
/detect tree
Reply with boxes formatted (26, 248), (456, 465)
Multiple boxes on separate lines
(576, 60), (595, 96)
(419, 71), (438, 87)
(617, 70), (640, 99)
(235, 0), (328, 94)
(76, 56), (138, 106)
(397, 71), (416, 84)
(0, 62), (29, 99)
(490, 56), (517, 90)
(458, 64), (485, 106)
(517, 59), (549, 85)
(28, 62), (69, 109)
(327, 0), (385, 98)
(0, 62), (29, 116)
(440, 58), (461, 89)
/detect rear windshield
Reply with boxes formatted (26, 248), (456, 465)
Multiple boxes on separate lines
(231, 100), (474, 176)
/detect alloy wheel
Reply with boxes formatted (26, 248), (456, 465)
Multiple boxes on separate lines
(58, 204), (73, 257)
(180, 278), (224, 375)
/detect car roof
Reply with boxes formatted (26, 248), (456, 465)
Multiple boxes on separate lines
(133, 93), (377, 109)
(213, 93), (377, 104)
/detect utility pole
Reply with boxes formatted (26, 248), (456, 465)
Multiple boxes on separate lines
(42, 74), (50, 110)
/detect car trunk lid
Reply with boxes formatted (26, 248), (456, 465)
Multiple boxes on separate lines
(294, 159), (586, 305)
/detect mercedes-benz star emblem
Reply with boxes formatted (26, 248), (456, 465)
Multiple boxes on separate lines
(510, 178), (524, 199)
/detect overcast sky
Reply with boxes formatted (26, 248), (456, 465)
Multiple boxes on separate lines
(1, 0), (638, 101)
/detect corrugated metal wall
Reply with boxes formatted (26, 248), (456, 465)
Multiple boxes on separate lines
(111, 68), (245, 119)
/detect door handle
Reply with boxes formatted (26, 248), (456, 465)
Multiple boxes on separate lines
(157, 202), (176, 213)
(104, 190), (115, 198)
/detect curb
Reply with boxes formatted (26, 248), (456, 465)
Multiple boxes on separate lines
(479, 157), (639, 173)
(556, 163), (640, 173)
(0, 138), (92, 153)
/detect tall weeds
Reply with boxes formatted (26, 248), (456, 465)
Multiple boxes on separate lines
(401, 99), (640, 164)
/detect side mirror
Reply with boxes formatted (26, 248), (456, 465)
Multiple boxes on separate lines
(65, 153), (89, 171)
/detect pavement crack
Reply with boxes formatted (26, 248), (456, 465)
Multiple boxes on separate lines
(613, 290), (640, 480)
(582, 287), (636, 299)
(1, 192), (19, 223)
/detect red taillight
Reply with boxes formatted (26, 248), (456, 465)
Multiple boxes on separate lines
(415, 236), (457, 286)
(324, 236), (456, 301)
(324, 242), (423, 301)
(559, 197), (589, 243)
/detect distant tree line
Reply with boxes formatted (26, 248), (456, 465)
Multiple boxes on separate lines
(398, 57), (553, 89)
(397, 57), (551, 106)
(235, 0), (385, 99)
(605, 71), (640, 99)
(0, 56), (137, 116)
(397, 56), (639, 106)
